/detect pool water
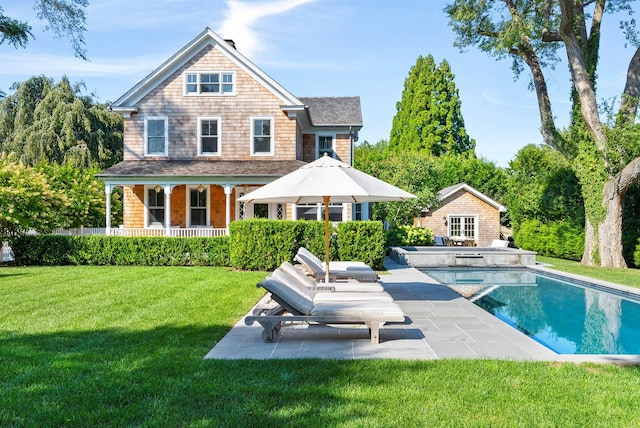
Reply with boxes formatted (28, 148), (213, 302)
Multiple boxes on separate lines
(422, 268), (640, 355)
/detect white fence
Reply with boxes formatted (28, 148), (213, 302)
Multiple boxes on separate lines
(51, 227), (228, 238)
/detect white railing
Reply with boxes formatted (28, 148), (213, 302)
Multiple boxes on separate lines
(50, 227), (228, 237)
(110, 227), (227, 237)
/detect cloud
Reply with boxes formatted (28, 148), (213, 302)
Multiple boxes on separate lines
(218, 0), (316, 58)
(0, 52), (162, 78)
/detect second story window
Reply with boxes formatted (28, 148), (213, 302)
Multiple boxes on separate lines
(144, 117), (168, 156)
(317, 134), (335, 158)
(198, 117), (220, 155)
(251, 117), (273, 155)
(185, 72), (235, 95)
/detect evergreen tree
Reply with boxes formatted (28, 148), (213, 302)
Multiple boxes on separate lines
(389, 55), (475, 156)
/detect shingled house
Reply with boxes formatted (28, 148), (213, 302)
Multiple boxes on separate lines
(415, 183), (507, 247)
(98, 28), (363, 236)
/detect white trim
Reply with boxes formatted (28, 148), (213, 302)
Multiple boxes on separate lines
(111, 28), (302, 108)
(250, 116), (274, 156)
(315, 132), (336, 158)
(440, 183), (507, 212)
(197, 116), (222, 156)
(184, 71), (236, 96)
(144, 116), (168, 157)
(186, 185), (211, 227)
(144, 185), (166, 228)
(447, 214), (478, 240)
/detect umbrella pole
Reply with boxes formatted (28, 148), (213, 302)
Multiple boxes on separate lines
(323, 196), (330, 284)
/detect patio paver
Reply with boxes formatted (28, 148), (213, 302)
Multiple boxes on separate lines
(204, 258), (640, 363)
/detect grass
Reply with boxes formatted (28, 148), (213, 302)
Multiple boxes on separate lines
(2, 265), (640, 426)
(537, 256), (640, 289)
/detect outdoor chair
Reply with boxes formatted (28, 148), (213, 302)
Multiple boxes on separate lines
(279, 261), (385, 293)
(245, 272), (405, 344)
(297, 246), (370, 269)
(294, 248), (380, 283)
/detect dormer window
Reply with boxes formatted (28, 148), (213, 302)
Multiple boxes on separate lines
(185, 71), (235, 95)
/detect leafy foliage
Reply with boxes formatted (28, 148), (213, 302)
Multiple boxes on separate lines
(0, 154), (65, 237)
(0, 75), (123, 169)
(386, 225), (434, 247)
(505, 144), (584, 232)
(515, 219), (584, 261)
(0, 1), (88, 59)
(389, 55), (475, 156)
(337, 221), (386, 269)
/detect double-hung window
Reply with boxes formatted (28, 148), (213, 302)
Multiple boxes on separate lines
(317, 134), (335, 158)
(185, 71), (235, 95)
(147, 187), (165, 227)
(251, 117), (273, 155)
(198, 117), (221, 155)
(145, 117), (168, 156)
(188, 186), (208, 227)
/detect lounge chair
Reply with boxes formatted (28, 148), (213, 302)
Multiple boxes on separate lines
(279, 261), (385, 293)
(269, 268), (392, 303)
(245, 273), (405, 344)
(294, 249), (380, 283)
(297, 246), (369, 270)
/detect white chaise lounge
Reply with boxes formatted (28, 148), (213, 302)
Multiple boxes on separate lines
(245, 272), (405, 344)
(279, 261), (385, 293)
(294, 248), (380, 283)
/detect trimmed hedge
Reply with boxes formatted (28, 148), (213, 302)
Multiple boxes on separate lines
(9, 235), (230, 266)
(337, 221), (386, 270)
(386, 225), (435, 247)
(8, 220), (387, 270)
(515, 219), (584, 261)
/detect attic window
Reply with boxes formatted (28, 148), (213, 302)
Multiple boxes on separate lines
(185, 72), (235, 95)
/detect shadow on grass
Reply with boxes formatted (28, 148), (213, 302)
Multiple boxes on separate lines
(0, 325), (409, 427)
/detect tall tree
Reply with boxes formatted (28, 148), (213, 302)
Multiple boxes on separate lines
(0, 75), (123, 169)
(446, 0), (640, 267)
(0, 1), (88, 60)
(389, 55), (475, 156)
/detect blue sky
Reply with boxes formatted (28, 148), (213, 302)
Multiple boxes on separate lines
(0, 0), (634, 166)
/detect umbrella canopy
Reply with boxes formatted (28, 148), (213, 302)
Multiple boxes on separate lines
(237, 154), (416, 283)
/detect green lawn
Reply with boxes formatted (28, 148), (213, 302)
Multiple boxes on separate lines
(537, 256), (640, 288)
(2, 265), (640, 427)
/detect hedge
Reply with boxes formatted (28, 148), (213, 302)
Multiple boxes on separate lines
(515, 219), (584, 261)
(7, 220), (387, 270)
(8, 235), (230, 266)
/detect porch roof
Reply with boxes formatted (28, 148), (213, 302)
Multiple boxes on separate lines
(96, 159), (307, 182)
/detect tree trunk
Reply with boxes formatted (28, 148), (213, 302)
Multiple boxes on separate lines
(581, 216), (597, 265)
(597, 180), (627, 267)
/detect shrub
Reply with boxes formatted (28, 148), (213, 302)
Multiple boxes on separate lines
(386, 225), (434, 247)
(515, 219), (584, 261)
(634, 237), (640, 268)
(9, 235), (230, 266)
(337, 221), (386, 269)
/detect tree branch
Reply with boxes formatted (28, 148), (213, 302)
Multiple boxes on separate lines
(617, 46), (640, 126)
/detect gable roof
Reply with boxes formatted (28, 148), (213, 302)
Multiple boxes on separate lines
(298, 97), (362, 127)
(437, 183), (507, 212)
(111, 27), (303, 110)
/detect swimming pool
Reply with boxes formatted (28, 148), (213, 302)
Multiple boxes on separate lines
(421, 268), (640, 355)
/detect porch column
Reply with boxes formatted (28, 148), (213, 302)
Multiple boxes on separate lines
(104, 184), (113, 236)
(292, 203), (297, 220)
(224, 184), (233, 235)
(164, 185), (172, 237)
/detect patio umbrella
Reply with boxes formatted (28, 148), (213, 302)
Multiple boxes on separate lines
(237, 154), (416, 283)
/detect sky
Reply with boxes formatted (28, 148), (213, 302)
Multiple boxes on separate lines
(0, 0), (635, 167)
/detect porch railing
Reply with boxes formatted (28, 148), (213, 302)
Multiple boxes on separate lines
(51, 227), (228, 237)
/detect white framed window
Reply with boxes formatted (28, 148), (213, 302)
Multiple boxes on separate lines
(251, 117), (273, 155)
(144, 116), (168, 156)
(236, 189), (283, 219)
(316, 133), (335, 158)
(448, 215), (477, 239)
(198, 117), (221, 155)
(187, 185), (209, 227)
(184, 71), (235, 95)
(295, 203), (344, 222)
(145, 186), (165, 227)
